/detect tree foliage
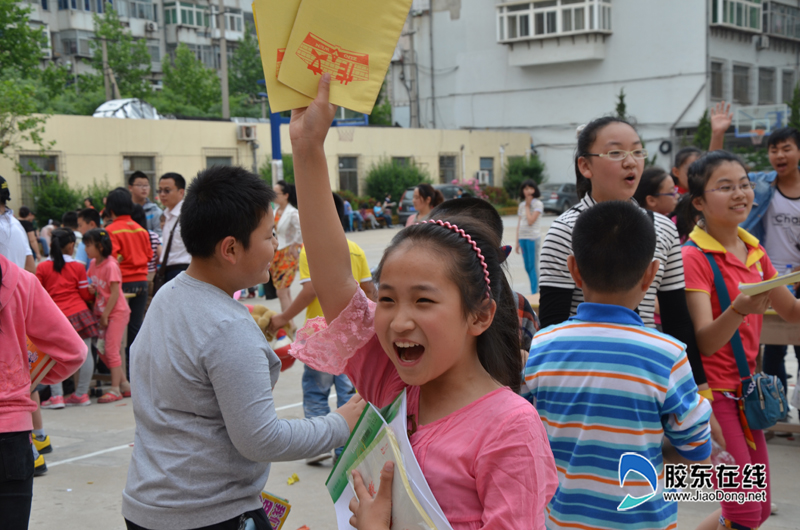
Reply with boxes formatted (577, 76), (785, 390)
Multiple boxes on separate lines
(155, 43), (221, 115)
(229, 27), (262, 99)
(365, 158), (431, 202)
(369, 82), (392, 126)
(615, 88), (627, 121)
(503, 155), (546, 198)
(32, 178), (83, 224)
(259, 155), (295, 184)
(693, 110), (712, 149)
(90, 5), (152, 100)
(0, 71), (52, 163)
(789, 83), (800, 131)
(0, 0), (47, 77)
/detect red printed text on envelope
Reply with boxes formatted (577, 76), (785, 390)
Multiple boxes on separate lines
(295, 33), (369, 85)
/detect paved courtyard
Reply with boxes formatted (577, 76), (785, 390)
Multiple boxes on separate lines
(30, 216), (800, 529)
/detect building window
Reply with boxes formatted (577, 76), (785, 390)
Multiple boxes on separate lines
(711, 0), (762, 32)
(19, 155), (59, 209)
(497, 0), (610, 43)
(178, 2), (208, 27)
(711, 61), (724, 100)
(123, 156), (156, 197)
(339, 157), (359, 195)
(147, 42), (160, 62)
(480, 158), (494, 186)
(759, 68), (776, 105)
(96, 0), (103, 13)
(733, 65), (750, 104)
(783, 70), (795, 104)
(206, 156), (232, 167)
(42, 0), (48, 10)
(130, 1), (155, 20)
(439, 155), (457, 184)
(392, 157), (409, 167)
(763, 2), (800, 40)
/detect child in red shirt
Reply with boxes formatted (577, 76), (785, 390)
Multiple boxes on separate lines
(682, 151), (800, 530)
(85, 229), (131, 403)
(36, 229), (97, 408)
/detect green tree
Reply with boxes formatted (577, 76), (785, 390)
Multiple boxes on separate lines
(365, 158), (431, 202)
(90, 4), (152, 100)
(368, 82), (392, 126)
(229, 27), (262, 99)
(693, 110), (712, 149)
(158, 43), (221, 114)
(503, 155), (546, 198)
(259, 155), (295, 184)
(789, 83), (800, 131)
(615, 88), (627, 120)
(0, 0), (47, 77)
(0, 72), (52, 163)
(31, 178), (82, 223)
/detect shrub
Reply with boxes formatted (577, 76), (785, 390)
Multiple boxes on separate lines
(84, 180), (112, 210)
(33, 179), (83, 224)
(259, 154), (294, 184)
(483, 186), (509, 206)
(503, 155), (546, 198)
(451, 179), (486, 200)
(365, 158), (431, 202)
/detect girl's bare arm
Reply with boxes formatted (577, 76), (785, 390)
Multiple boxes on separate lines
(769, 285), (800, 323)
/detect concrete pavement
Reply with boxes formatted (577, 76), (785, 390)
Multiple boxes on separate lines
(30, 215), (800, 529)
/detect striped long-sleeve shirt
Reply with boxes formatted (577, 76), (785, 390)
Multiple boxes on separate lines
(525, 303), (711, 530)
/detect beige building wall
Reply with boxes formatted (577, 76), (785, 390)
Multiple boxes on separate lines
(1, 114), (532, 212)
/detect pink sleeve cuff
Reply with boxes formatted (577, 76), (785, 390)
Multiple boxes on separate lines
(289, 288), (377, 375)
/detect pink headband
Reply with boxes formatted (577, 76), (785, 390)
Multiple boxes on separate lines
(421, 220), (491, 298)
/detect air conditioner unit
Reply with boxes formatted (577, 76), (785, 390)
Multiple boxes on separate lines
(146, 22), (158, 32)
(476, 170), (491, 185)
(237, 125), (257, 141)
(756, 35), (770, 50)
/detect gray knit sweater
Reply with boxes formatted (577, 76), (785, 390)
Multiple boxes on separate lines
(122, 273), (349, 529)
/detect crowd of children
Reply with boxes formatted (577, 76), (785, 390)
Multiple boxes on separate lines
(2, 75), (800, 530)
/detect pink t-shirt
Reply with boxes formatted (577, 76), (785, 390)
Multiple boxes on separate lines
(88, 257), (131, 319)
(291, 289), (558, 530)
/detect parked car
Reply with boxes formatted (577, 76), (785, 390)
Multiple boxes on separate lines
(540, 183), (578, 214)
(397, 184), (467, 224)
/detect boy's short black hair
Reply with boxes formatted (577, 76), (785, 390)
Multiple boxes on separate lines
(19, 206), (31, 218)
(106, 187), (134, 217)
(78, 208), (101, 227)
(572, 201), (656, 293)
(767, 127), (800, 149)
(128, 171), (149, 186)
(181, 166), (275, 258)
(61, 211), (78, 229)
(160, 172), (186, 190)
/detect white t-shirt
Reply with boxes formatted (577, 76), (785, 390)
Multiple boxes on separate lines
(518, 199), (544, 240)
(763, 187), (800, 272)
(0, 208), (33, 268)
(162, 200), (191, 266)
(539, 195), (685, 328)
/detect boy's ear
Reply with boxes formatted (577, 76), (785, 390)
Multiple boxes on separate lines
(468, 299), (496, 337)
(217, 235), (240, 265)
(567, 255), (583, 289)
(640, 259), (661, 293)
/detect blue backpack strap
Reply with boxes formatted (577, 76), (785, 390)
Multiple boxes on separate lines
(684, 240), (751, 382)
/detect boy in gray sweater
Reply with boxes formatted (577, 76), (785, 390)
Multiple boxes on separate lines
(122, 166), (365, 530)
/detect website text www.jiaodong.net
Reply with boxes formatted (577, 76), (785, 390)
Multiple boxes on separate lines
(662, 490), (767, 504)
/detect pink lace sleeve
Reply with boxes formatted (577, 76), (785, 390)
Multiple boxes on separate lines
(289, 288), (377, 375)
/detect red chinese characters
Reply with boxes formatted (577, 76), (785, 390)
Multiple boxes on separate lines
(295, 33), (369, 85)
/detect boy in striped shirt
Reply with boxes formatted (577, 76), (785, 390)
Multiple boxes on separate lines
(526, 201), (711, 530)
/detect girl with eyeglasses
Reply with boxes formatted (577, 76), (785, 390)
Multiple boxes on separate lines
(634, 166), (680, 217)
(539, 117), (720, 434)
(681, 150), (800, 530)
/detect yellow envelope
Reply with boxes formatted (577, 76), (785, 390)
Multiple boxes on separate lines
(277, 0), (413, 114)
(252, 0), (312, 112)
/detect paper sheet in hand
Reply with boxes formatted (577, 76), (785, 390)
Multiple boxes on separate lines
(28, 337), (57, 392)
(739, 271), (800, 296)
(347, 428), (435, 529)
(277, 0), (413, 114)
(252, 0), (312, 112)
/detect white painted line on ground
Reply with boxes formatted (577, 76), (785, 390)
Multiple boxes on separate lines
(48, 443), (134, 467)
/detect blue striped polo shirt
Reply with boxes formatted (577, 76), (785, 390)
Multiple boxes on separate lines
(525, 303), (711, 530)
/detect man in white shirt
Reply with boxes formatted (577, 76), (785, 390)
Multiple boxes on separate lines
(0, 176), (34, 272)
(158, 173), (191, 282)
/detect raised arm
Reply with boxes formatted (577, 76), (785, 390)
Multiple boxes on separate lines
(708, 101), (732, 152)
(290, 74), (359, 323)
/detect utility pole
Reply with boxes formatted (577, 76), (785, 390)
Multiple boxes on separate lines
(428, 9), (435, 129)
(101, 38), (112, 101)
(217, 0), (230, 119)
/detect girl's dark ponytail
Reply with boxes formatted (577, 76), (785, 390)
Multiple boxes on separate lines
(50, 228), (76, 273)
(575, 116), (635, 199)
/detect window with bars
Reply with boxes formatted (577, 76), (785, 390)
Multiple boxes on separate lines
(392, 157), (410, 167)
(711, 61), (724, 100)
(480, 158), (494, 186)
(19, 156), (59, 209)
(123, 156), (156, 198)
(439, 155), (457, 184)
(497, 0), (610, 43)
(207, 156), (233, 167)
(759, 68), (776, 105)
(783, 70), (795, 104)
(763, 2), (800, 40)
(733, 65), (751, 104)
(339, 157), (359, 195)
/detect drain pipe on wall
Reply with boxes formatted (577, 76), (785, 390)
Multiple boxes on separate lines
(460, 144), (465, 182)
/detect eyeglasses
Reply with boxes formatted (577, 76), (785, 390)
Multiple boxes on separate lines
(583, 149), (648, 161)
(654, 187), (680, 198)
(133, 184), (150, 189)
(157, 188), (173, 195)
(704, 182), (756, 194)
